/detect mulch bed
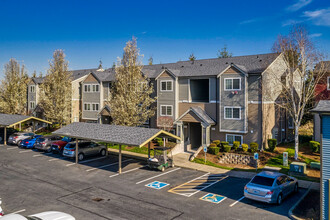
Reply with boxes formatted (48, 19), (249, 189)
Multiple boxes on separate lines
(293, 189), (320, 220)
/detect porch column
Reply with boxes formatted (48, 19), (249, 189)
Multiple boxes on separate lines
(118, 145), (122, 174)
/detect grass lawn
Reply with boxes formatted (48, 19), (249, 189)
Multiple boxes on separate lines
(107, 144), (154, 156)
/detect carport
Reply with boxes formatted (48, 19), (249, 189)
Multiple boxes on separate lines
(53, 122), (181, 174)
(0, 113), (52, 145)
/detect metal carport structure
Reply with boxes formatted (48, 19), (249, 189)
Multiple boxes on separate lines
(53, 122), (181, 174)
(0, 113), (52, 145)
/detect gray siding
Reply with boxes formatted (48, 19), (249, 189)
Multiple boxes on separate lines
(314, 114), (321, 142)
(322, 115), (330, 220)
(103, 82), (110, 101)
(27, 83), (37, 112)
(179, 79), (189, 101)
(82, 81), (101, 120)
(248, 74), (262, 102)
(219, 73), (247, 132)
(209, 77), (217, 102)
(157, 75), (176, 122)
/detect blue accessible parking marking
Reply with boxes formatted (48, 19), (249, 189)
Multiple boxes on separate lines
(200, 193), (226, 204)
(145, 181), (169, 190)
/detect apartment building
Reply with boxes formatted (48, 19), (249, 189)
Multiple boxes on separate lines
(28, 53), (294, 151)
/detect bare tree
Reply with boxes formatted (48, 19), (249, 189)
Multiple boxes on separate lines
(109, 37), (156, 126)
(157, 116), (174, 132)
(39, 50), (72, 126)
(267, 25), (327, 160)
(0, 58), (29, 115)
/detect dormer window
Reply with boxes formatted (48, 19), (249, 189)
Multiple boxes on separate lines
(160, 80), (173, 91)
(224, 78), (241, 90)
(30, 85), (35, 93)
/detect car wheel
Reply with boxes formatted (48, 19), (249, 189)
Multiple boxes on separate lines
(277, 194), (283, 205)
(161, 166), (165, 172)
(100, 149), (106, 156)
(17, 140), (22, 146)
(294, 183), (299, 193)
(46, 147), (52, 153)
(78, 153), (84, 161)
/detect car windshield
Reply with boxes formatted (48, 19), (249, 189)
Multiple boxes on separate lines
(37, 138), (45, 142)
(251, 176), (275, 187)
(23, 133), (31, 136)
(66, 143), (76, 149)
(26, 216), (42, 220)
(62, 137), (71, 142)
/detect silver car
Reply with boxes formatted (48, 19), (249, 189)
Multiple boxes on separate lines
(244, 171), (298, 205)
(8, 132), (34, 145)
(62, 141), (107, 161)
(0, 211), (75, 220)
(34, 135), (63, 152)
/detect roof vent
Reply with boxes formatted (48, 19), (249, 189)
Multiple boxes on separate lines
(259, 59), (262, 62)
(162, 66), (165, 69)
(257, 55), (259, 58)
(231, 62), (234, 65)
(200, 64), (202, 66)
(181, 65), (184, 68)
(225, 62), (228, 64)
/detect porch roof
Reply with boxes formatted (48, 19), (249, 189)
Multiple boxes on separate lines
(175, 107), (215, 126)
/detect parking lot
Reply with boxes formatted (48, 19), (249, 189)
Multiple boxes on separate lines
(0, 144), (306, 220)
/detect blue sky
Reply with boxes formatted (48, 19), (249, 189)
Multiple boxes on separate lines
(0, 0), (329, 77)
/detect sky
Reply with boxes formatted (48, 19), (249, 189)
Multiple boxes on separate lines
(0, 0), (329, 77)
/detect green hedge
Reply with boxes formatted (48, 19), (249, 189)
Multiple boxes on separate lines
(250, 142), (258, 153)
(213, 140), (221, 147)
(223, 145), (231, 152)
(209, 143), (217, 148)
(208, 146), (220, 155)
(299, 135), (312, 144)
(233, 141), (240, 151)
(309, 141), (320, 153)
(242, 144), (249, 152)
(221, 141), (229, 148)
(267, 139), (277, 152)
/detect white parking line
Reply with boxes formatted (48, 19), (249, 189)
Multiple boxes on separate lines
(65, 156), (108, 167)
(109, 165), (148, 178)
(86, 159), (133, 172)
(19, 150), (33, 153)
(10, 209), (26, 214)
(6, 147), (18, 150)
(136, 168), (181, 184)
(48, 158), (59, 161)
(229, 196), (245, 207)
(33, 154), (43, 157)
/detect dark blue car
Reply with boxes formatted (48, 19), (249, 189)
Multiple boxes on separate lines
(19, 135), (43, 149)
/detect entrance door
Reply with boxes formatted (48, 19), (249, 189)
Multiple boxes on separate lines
(190, 123), (201, 149)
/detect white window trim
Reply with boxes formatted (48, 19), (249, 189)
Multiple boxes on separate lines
(83, 102), (100, 112)
(160, 105), (173, 116)
(288, 117), (294, 129)
(224, 78), (241, 91)
(160, 80), (173, 92)
(226, 134), (243, 145)
(327, 76), (330, 90)
(30, 85), (35, 93)
(84, 84), (100, 93)
(224, 106), (241, 120)
(30, 101), (35, 109)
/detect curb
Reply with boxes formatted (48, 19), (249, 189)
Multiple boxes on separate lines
(288, 183), (312, 220)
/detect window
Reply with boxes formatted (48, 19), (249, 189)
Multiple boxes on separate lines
(190, 79), (209, 102)
(226, 134), (242, 145)
(84, 103), (99, 111)
(92, 103), (99, 111)
(224, 107), (241, 119)
(160, 80), (173, 91)
(30, 85), (35, 93)
(84, 84), (99, 93)
(84, 103), (90, 111)
(84, 85), (91, 92)
(30, 101), (35, 109)
(160, 105), (173, 116)
(327, 76), (330, 90)
(224, 78), (241, 90)
(288, 116), (294, 129)
(92, 84), (99, 92)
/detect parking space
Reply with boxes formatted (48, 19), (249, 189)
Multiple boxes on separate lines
(0, 144), (307, 220)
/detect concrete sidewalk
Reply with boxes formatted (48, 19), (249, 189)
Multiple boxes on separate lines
(108, 149), (320, 190)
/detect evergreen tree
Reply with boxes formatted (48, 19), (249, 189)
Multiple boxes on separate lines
(217, 45), (233, 58)
(189, 53), (196, 61)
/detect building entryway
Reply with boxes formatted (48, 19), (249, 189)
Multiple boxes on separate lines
(183, 122), (202, 151)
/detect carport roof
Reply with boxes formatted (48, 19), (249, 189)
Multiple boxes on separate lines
(0, 113), (52, 127)
(53, 122), (180, 147)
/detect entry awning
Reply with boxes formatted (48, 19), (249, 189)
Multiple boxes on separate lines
(310, 100), (330, 115)
(174, 107), (215, 126)
(53, 122), (181, 147)
(0, 113), (52, 127)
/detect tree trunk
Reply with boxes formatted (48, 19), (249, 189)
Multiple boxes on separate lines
(294, 126), (299, 160)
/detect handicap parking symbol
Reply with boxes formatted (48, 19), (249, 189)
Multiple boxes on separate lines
(145, 181), (169, 190)
(200, 193), (226, 204)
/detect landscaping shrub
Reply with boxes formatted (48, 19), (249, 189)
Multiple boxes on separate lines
(209, 143), (217, 148)
(213, 140), (221, 147)
(286, 148), (295, 157)
(309, 141), (320, 153)
(250, 142), (258, 153)
(299, 135), (312, 144)
(241, 144), (248, 152)
(221, 141), (229, 148)
(233, 141), (240, 151)
(208, 146), (220, 155)
(267, 139), (277, 152)
(223, 145), (231, 152)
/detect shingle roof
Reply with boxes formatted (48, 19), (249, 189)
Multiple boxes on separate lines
(310, 100), (330, 114)
(175, 106), (215, 126)
(53, 122), (180, 147)
(0, 114), (30, 126)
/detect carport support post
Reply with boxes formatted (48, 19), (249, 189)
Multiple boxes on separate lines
(32, 121), (35, 132)
(75, 139), (79, 164)
(119, 145), (122, 174)
(148, 142), (151, 158)
(4, 127), (7, 145)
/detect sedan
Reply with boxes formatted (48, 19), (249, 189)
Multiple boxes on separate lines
(62, 141), (107, 161)
(8, 132), (35, 145)
(244, 171), (298, 205)
(19, 135), (43, 149)
(35, 135), (62, 152)
(0, 211), (75, 220)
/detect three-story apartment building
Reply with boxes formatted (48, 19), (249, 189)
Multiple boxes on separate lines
(28, 53), (294, 152)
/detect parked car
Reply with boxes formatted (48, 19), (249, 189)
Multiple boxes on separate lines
(19, 135), (43, 149)
(34, 135), (63, 152)
(0, 128), (17, 144)
(7, 132), (35, 145)
(62, 141), (107, 161)
(244, 171), (298, 205)
(0, 211), (75, 220)
(51, 136), (75, 154)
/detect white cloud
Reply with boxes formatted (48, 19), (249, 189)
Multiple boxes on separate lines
(309, 33), (322, 38)
(303, 8), (330, 26)
(282, 19), (303, 27)
(286, 0), (313, 12)
(239, 19), (258, 25)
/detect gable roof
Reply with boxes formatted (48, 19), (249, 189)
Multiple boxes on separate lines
(175, 106), (215, 126)
(0, 113), (52, 127)
(310, 100), (330, 114)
